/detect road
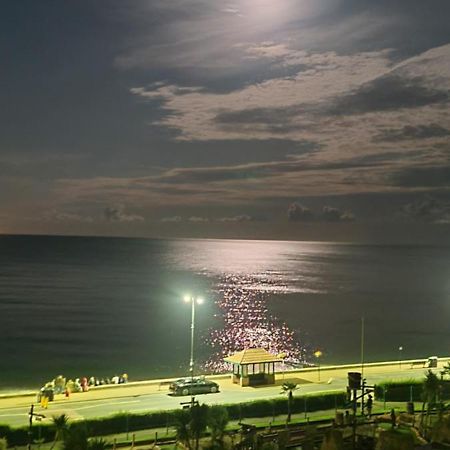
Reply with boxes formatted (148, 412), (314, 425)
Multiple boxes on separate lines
(0, 360), (446, 428)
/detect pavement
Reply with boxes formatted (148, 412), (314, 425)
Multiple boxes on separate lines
(0, 357), (448, 428)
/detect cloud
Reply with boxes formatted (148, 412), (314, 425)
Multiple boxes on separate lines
(287, 203), (313, 221)
(188, 216), (210, 222)
(44, 210), (94, 223)
(321, 206), (355, 222)
(217, 214), (255, 222)
(373, 124), (450, 142)
(161, 216), (182, 222)
(324, 74), (449, 116)
(288, 203), (355, 222)
(104, 206), (144, 222)
(401, 196), (450, 223)
(391, 166), (450, 188)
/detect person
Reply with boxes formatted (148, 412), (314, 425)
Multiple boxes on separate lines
(65, 387), (70, 398)
(344, 410), (350, 425)
(390, 408), (396, 428)
(346, 386), (352, 403)
(81, 377), (88, 392)
(366, 394), (373, 418)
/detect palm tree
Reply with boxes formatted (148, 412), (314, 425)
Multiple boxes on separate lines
(61, 427), (89, 450)
(50, 414), (69, 450)
(88, 438), (109, 450)
(421, 370), (440, 433)
(190, 404), (209, 450)
(208, 406), (229, 449)
(174, 409), (193, 450)
(281, 382), (298, 423)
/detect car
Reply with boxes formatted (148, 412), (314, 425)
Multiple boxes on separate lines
(169, 376), (219, 396)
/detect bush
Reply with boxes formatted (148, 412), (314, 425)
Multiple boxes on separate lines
(374, 379), (450, 402)
(224, 391), (346, 420)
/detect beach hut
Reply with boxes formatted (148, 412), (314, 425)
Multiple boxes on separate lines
(224, 348), (284, 386)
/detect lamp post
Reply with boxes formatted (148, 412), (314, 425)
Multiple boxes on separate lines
(183, 295), (204, 380)
(314, 350), (323, 382)
(398, 346), (403, 369)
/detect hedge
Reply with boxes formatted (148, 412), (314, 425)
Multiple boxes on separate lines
(0, 391), (346, 445)
(374, 379), (450, 402)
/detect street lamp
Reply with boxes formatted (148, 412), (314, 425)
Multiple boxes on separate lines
(398, 346), (403, 369)
(183, 295), (204, 380)
(314, 350), (323, 382)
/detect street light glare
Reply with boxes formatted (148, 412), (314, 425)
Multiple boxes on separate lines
(183, 295), (191, 303)
(196, 297), (204, 305)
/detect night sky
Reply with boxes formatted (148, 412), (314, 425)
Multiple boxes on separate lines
(1, 0), (449, 242)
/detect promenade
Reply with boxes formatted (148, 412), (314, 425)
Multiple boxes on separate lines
(0, 357), (448, 428)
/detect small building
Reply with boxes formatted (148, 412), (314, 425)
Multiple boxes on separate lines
(224, 348), (284, 386)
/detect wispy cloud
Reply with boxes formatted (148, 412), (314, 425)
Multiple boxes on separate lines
(104, 206), (144, 222)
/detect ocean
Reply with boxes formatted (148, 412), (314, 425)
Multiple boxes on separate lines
(0, 235), (449, 391)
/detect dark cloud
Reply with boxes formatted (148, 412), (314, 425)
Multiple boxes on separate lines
(401, 196), (450, 223)
(391, 166), (450, 188)
(373, 124), (450, 142)
(214, 74), (449, 135)
(325, 75), (449, 116)
(104, 206), (144, 222)
(216, 104), (302, 126)
(157, 153), (393, 186)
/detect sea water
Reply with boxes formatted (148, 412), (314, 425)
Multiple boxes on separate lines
(0, 235), (449, 390)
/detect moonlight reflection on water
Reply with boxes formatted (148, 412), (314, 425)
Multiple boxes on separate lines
(203, 274), (307, 372)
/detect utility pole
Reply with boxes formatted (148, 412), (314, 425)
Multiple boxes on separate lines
(28, 405), (45, 450)
(360, 317), (365, 380)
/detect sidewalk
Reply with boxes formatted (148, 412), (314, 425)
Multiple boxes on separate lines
(1, 357), (448, 411)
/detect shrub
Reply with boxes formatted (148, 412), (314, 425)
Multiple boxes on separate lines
(374, 379), (450, 402)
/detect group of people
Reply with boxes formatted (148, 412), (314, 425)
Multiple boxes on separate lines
(38, 373), (129, 404)
(88, 373), (129, 386)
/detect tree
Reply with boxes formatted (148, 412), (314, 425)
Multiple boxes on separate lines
(174, 409), (193, 450)
(191, 404), (209, 450)
(0, 437), (7, 450)
(441, 363), (450, 380)
(174, 404), (209, 450)
(88, 438), (109, 450)
(208, 406), (229, 449)
(421, 370), (440, 433)
(281, 382), (298, 423)
(61, 427), (89, 450)
(50, 414), (69, 450)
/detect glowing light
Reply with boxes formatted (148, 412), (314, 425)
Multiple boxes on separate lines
(183, 295), (191, 303)
(196, 297), (204, 305)
(202, 274), (307, 373)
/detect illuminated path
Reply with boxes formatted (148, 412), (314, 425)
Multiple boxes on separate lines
(0, 358), (448, 428)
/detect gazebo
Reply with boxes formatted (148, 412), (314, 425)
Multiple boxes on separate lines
(224, 348), (284, 386)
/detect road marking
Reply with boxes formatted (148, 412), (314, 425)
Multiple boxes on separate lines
(0, 413), (26, 417)
(73, 400), (141, 411)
